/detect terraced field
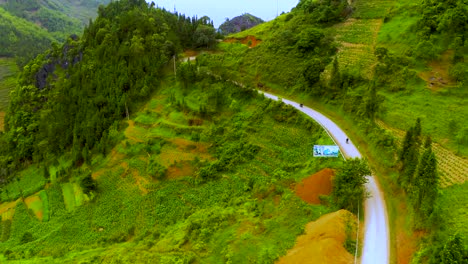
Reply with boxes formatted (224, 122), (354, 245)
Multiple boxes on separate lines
(376, 120), (468, 187)
(330, 11), (384, 78)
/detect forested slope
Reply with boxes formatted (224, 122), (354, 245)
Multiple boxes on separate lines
(0, 1), (363, 262)
(0, 0), (110, 65)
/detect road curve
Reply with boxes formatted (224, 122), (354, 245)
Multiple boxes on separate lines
(261, 92), (389, 264)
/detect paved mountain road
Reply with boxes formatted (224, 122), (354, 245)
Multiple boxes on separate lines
(261, 92), (390, 264)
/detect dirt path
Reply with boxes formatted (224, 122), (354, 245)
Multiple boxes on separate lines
(277, 210), (356, 264)
(262, 91), (390, 264)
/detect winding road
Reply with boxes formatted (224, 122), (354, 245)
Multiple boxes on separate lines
(261, 92), (390, 264)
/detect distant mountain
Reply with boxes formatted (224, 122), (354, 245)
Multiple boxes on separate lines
(219, 13), (264, 35)
(0, 0), (110, 64)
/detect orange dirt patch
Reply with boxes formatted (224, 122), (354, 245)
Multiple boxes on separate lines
(277, 210), (356, 264)
(184, 50), (198, 57)
(418, 50), (456, 90)
(295, 168), (334, 204)
(224, 35), (262, 48)
(24, 195), (43, 221)
(166, 160), (194, 179)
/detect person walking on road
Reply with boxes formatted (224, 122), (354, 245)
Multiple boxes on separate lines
(346, 138), (349, 144)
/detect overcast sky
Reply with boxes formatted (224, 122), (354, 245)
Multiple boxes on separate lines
(148, 0), (299, 28)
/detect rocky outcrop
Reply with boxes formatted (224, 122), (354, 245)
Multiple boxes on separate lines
(34, 35), (83, 90)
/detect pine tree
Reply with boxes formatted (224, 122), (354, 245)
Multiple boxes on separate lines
(414, 136), (438, 222)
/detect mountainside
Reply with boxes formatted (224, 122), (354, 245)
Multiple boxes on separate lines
(0, 0), (466, 263)
(200, 0), (468, 262)
(0, 0), (110, 64)
(0, 1), (364, 263)
(219, 13), (264, 35)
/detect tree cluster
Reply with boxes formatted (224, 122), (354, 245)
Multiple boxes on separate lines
(398, 119), (439, 227)
(295, 0), (351, 24)
(0, 0), (215, 174)
(331, 158), (370, 214)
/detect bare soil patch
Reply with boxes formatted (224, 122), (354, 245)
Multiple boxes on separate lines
(277, 210), (355, 264)
(295, 168), (334, 204)
(224, 35), (262, 48)
(418, 50), (456, 90)
(183, 50), (198, 57)
(167, 160), (194, 179)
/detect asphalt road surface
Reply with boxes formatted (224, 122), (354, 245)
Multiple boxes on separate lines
(261, 92), (390, 264)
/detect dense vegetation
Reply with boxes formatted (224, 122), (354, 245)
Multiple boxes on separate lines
(0, 0), (217, 173)
(198, 0), (468, 262)
(0, 0), (466, 262)
(0, 0), (110, 65)
(0, 7), (54, 64)
(0, 0), (361, 262)
(219, 13), (264, 35)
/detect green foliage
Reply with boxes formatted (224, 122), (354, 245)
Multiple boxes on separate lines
(20, 231), (34, 244)
(296, 0), (350, 24)
(147, 158), (167, 180)
(411, 138), (439, 226)
(430, 234), (468, 264)
(1, 0), (218, 168)
(0, 7), (54, 65)
(0, 220), (11, 242)
(331, 158), (370, 213)
(80, 171), (97, 194)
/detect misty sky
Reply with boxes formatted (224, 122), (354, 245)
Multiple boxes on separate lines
(148, 0), (299, 28)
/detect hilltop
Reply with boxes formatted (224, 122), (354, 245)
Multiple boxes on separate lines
(219, 13), (264, 35)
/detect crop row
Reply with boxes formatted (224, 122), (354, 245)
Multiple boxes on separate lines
(375, 120), (467, 187)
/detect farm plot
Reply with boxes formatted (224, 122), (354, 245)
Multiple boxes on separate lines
(62, 182), (89, 212)
(331, 17), (382, 79)
(333, 18), (383, 45)
(24, 190), (49, 221)
(0, 57), (19, 111)
(376, 119), (468, 187)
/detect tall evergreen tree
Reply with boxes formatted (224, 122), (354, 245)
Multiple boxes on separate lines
(413, 136), (439, 223)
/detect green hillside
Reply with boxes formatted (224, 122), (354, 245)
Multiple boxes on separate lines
(0, 0), (367, 262)
(0, 0), (110, 63)
(199, 0), (468, 262)
(0, 0), (466, 263)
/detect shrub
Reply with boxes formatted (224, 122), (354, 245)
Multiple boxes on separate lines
(20, 231), (34, 244)
(147, 158), (167, 180)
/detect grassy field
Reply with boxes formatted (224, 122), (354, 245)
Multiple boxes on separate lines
(0, 58), (18, 112)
